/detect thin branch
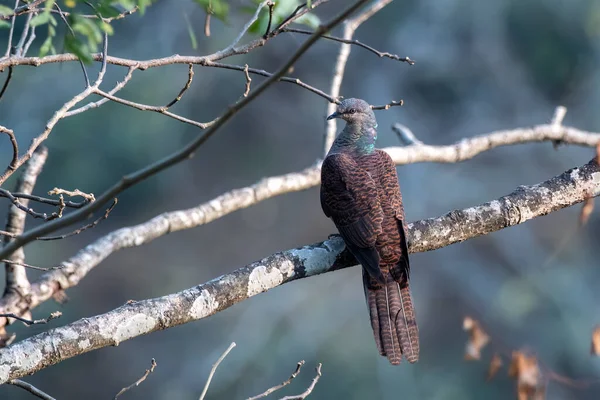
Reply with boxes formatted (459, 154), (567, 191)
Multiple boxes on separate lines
(4, 0), (19, 57)
(0, 0), (369, 262)
(283, 27), (414, 64)
(38, 198), (117, 241)
(263, 1), (275, 39)
(3, 147), (48, 298)
(15, 11), (34, 56)
(0, 66), (13, 101)
(64, 66), (136, 117)
(93, 88), (218, 129)
(323, 0), (393, 156)
(247, 360), (305, 400)
(371, 99), (403, 110)
(0, 188), (62, 221)
(0, 157), (598, 383)
(47, 187), (95, 202)
(279, 364), (322, 400)
(164, 64), (194, 109)
(22, 24), (36, 56)
(204, 10), (211, 37)
(0, 311), (61, 326)
(2, 260), (62, 272)
(0, 191), (87, 209)
(199, 342), (236, 400)
(54, 3), (90, 88)
(206, 61), (337, 103)
(243, 64), (251, 97)
(0, 125), (18, 171)
(113, 358), (157, 400)
(8, 379), (56, 400)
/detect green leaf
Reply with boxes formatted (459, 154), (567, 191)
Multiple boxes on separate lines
(117, 0), (137, 10)
(30, 12), (52, 27)
(0, 5), (14, 17)
(0, 20), (11, 29)
(99, 21), (114, 35)
(64, 34), (93, 64)
(39, 35), (53, 57)
(183, 13), (197, 50)
(295, 12), (320, 29)
(96, 3), (122, 18)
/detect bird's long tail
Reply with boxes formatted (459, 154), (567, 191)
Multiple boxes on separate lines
(363, 268), (419, 365)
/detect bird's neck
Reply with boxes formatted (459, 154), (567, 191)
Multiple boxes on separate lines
(331, 120), (378, 155)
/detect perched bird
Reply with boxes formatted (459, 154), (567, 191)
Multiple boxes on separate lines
(320, 98), (419, 365)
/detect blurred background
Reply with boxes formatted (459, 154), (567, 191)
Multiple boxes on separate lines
(1, 0), (600, 398)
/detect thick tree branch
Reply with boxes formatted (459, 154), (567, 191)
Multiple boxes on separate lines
(0, 0), (369, 263)
(3, 147), (47, 301)
(0, 123), (597, 329)
(0, 157), (598, 383)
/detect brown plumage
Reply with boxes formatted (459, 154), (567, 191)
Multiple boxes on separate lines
(320, 98), (419, 365)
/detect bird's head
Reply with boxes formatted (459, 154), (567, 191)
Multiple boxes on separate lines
(327, 98), (375, 124)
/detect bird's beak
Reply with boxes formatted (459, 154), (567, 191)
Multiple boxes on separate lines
(326, 111), (340, 120)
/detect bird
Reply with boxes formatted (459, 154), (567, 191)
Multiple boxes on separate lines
(320, 98), (419, 365)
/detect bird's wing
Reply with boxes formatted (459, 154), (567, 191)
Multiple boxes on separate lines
(376, 150), (411, 279)
(320, 153), (384, 282)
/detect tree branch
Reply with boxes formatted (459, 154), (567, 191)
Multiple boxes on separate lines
(0, 0), (370, 263)
(3, 147), (47, 301)
(7, 379), (56, 400)
(0, 122), (596, 330)
(0, 157), (598, 383)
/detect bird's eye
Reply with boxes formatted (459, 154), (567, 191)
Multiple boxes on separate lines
(349, 109), (356, 114)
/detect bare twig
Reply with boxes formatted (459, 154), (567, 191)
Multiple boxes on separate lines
(64, 66), (136, 117)
(204, 11), (211, 37)
(323, 0), (393, 155)
(0, 66), (12, 101)
(279, 364), (322, 400)
(0, 0), (369, 262)
(392, 123), (423, 146)
(284, 28), (414, 64)
(38, 198), (117, 241)
(243, 64), (252, 97)
(0, 3), (137, 22)
(263, 1), (275, 39)
(0, 191), (86, 209)
(0, 125), (18, 171)
(247, 360), (305, 400)
(0, 188), (62, 221)
(3, 147), (48, 298)
(0, 157), (598, 383)
(4, 0), (19, 57)
(14, 11), (34, 56)
(113, 358), (157, 400)
(22, 24), (37, 56)
(2, 260), (62, 272)
(48, 188), (95, 202)
(8, 379), (56, 400)
(0, 311), (61, 326)
(164, 64), (194, 108)
(371, 99), (403, 110)
(199, 342), (236, 400)
(207, 61), (337, 103)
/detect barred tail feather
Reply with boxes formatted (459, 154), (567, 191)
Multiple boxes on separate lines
(363, 269), (419, 365)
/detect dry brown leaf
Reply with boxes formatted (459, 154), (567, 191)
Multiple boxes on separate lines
(591, 326), (600, 355)
(463, 316), (490, 360)
(579, 197), (594, 226)
(509, 351), (544, 400)
(596, 141), (600, 164)
(487, 353), (503, 381)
